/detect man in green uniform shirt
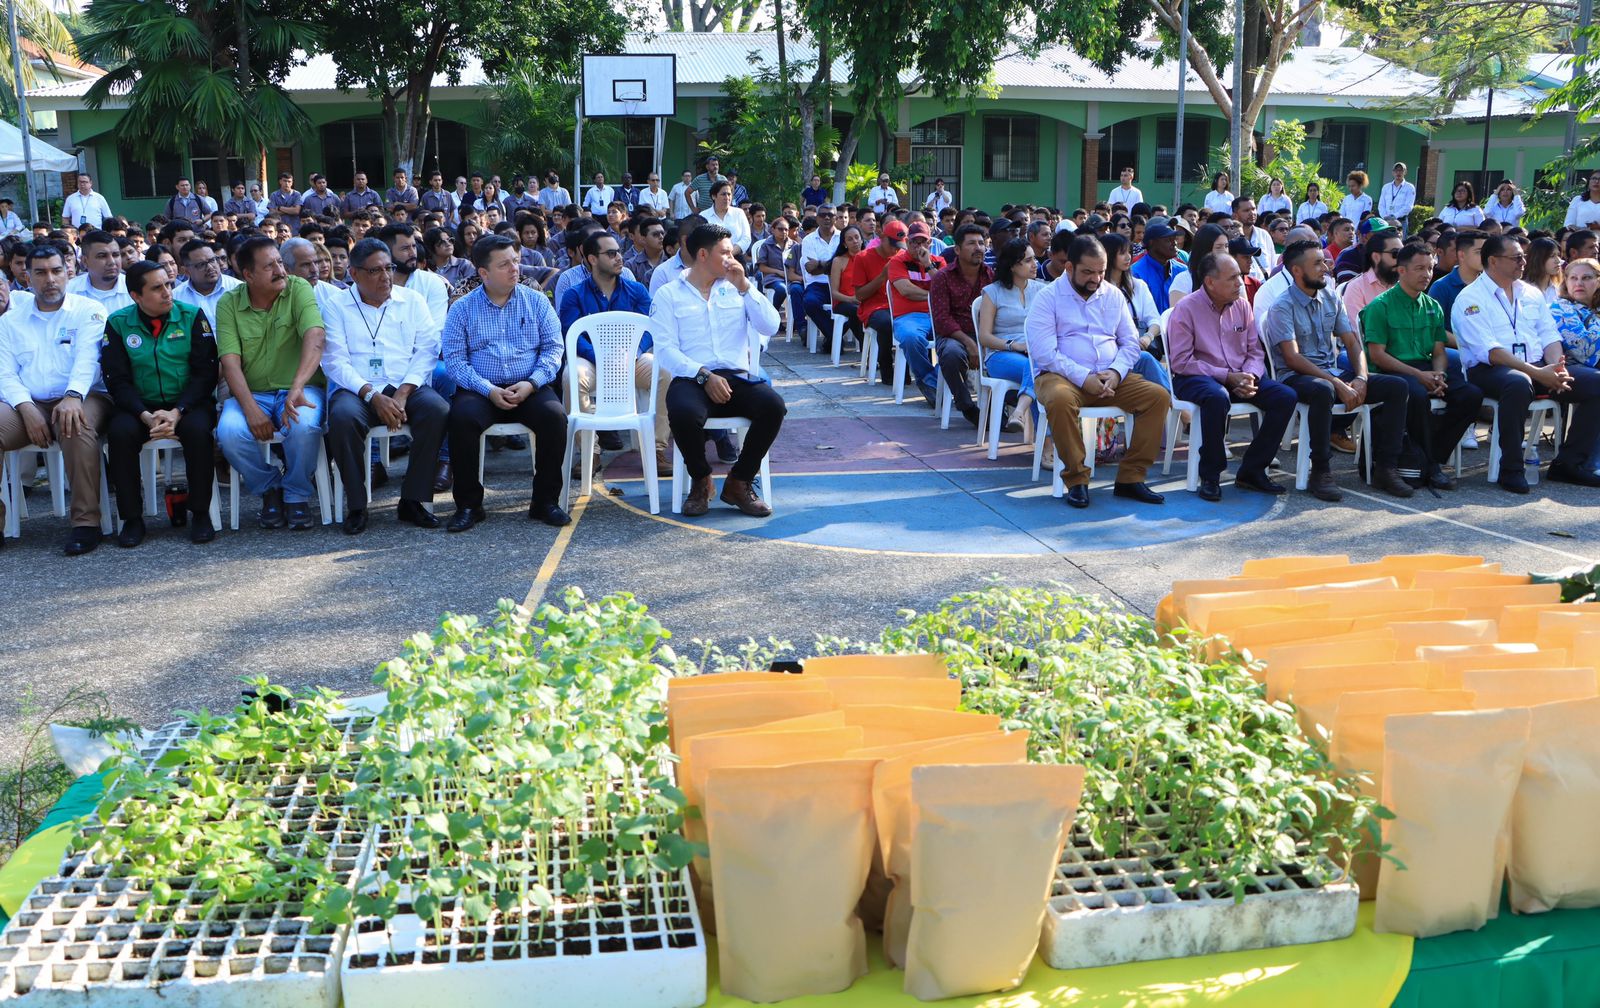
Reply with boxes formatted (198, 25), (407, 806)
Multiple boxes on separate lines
(100, 261), (221, 547)
(1362, 242), (1484, 491)
(216, 234), (328, 530)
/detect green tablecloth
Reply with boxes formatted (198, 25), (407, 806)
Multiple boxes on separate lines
(1394, 895), (1600, 1008)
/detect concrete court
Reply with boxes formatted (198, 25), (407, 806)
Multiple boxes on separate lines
(0, 331), (1594, 763)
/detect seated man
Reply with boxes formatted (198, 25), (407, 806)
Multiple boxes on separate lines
(441, 233), (570, 531)
(1166, 252), (1297, 501)
(322, 237), (449, 534)
(889, 221), (947, 406)
(0, 244), (111, 554)
(1363, 242), (1484, 491)
(1261, 240), (1415, 502)
(847, 218), (900, 385)
(927, 223), (992, 427)
(1453, 234), (1600, 491)
(216, 235), (329, 529)
(99, 261), (219, 546)
(1022, 234), (1170, 509)
(650, 223), (785, 517)
(557, 230), (667, 472)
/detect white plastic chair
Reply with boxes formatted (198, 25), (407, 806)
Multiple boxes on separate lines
(1160, 309), (1263, 492)
(1485, 397), (1563, 482)
(4, 443), (114, 537)
(1031, 405), (1133, 495)
(1259, 329), (1374, 490)
(227, 434), (334, 530)
(329, 423), (417, 523)
(127, 437), (223, 529)
(885, 284), (941, 407)
(668, 319), (775, 513)
(560, 311), (660, 514)
(968, 297), (1024, 457)
(476, 422), (538, 485)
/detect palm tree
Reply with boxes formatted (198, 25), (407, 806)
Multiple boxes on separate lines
(475, 65), (624, 181)
(76, 0), (322, 174)
(0, 0), (79, 118)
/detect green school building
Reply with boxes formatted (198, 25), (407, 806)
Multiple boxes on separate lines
(25, 35), (1593, 222)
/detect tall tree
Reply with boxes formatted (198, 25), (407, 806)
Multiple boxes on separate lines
(0, 0), (77, 118)
(313, 0), (631, 176)
(661, 0), (770, 31)
(78, 0), (320, 179)
(474, 64), (624, 178)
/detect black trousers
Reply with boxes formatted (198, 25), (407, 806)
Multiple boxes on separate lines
(105, 405), (215, 521)
(1282, 369), (1408, 472)
(448, 385), (566, 508)
(865, 308), (894, 383)
(326, 386), (449, 511)
(1469, 363), (1600, 472)
(1172, 375), (1297, 482)
(666, 372), (786, 482)
(935, 336), (977, 411)
(1391, 371), (1484, 468)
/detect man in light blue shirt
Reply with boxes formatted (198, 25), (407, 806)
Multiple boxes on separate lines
(538, 173), (572, 212)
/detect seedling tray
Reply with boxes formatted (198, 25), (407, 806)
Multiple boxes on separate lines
(1040, 817), (1358, 969)
(0, 718), (370, 1006)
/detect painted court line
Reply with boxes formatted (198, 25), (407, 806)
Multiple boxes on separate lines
(1340, 486), (1595, 565)
(523, 492), (590, 610)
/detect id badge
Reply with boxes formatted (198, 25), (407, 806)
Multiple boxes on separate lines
(367, 357), (385, 382)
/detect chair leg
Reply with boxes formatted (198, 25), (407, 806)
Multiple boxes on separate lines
(229, 466), (240, 531)
(99, 466), (114, 536)
(670, 444), (686, 514)
(1081, 417), (1098, 480)
(892, 345), (907, 404)
(831, 317), (846, 367)
(47, 449), (67, 517)
(315, 443), (334, 525)
(640, 420), (661, 515)
(759, 453), (774, 508)
(1032, 423), (1046, 481)
(1185, 411), (1202, 493)
(1487, 404), (1502, 483)
(209, 474), (222, 530)
(559, 422), (576, 512)
(985, 389), (1008, 460)
(938, 372), (952, 430)
(580, 429), (596, 496)
(1294, 407), (1311, 491)
(332, 464), (344, 524)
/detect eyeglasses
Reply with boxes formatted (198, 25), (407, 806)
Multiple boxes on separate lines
(188, 256), (223, 270)
(594, 248), (624, 258)
(356, 264), (397, 274)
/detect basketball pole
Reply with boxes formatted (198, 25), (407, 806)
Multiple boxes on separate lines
(653, 116), (664, 185)
(573, 95), (584, 205)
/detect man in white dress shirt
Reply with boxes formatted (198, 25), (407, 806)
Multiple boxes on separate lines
(0, 244), (111, 554)
(64, 230), (133, 313)
(173, 239), (244, 321)
(867, 173), (901, 215)
(0, 198), (24, 238)
(1377, 163), (1416, 229)
(1453, 233), (1600, 492)
(1108, 167), (1143, 210)
(321, 238), (449, 533)
(62, 175), (114, 230)
(583, 172), (615, 217)
(649, 222), (784, 518)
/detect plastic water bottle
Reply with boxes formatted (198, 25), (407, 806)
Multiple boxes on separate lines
(1524, 439), (1540, 485)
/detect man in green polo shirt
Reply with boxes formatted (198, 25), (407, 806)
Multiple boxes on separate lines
(216, 234), (328, 530)
(1362, 242), (1485, 491)
(100, 261), (221, 547)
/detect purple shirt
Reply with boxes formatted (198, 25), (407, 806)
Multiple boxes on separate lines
(1023, 277), (1140, 385)
(1166, 291), (1265, 381)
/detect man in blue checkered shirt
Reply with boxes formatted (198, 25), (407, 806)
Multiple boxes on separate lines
(441, 233), (570, 531)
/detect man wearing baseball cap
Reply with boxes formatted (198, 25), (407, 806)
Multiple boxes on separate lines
(887, 220), (946, 407)
(1131, 220), (1185, 313)
(1335, 217), (1392, 284)
(846, 216), (902, 384)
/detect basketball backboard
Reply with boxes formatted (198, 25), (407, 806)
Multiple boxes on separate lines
(582, 54), (677, 118)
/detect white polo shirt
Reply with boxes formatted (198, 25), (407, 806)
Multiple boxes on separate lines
(173, 274), (244, 324)
(583, 185), (616, 215)
(799, 230), (840, 288)
(1451, 272), (1561, 371)
(320, 283), (439, 394)
(638, 187), (671, 213)
(0, 292), (108, 404)
(649, 272), (780, 378)
(65, 273), (134, 314)
(395, 267), (449, 329)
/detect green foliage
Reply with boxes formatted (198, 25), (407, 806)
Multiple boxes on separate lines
(77, 0), (321, 163)
(866, 585), (1388, 900)
(475, 66), (623, 179)
(0, 0), (77, 118)
(0, 685), (132, 867)
(841, 162), (928, 206)
(1201, 120), (1343, 213)
(1409, 205), (1437, 232)
(699, 74), (840, 204)
(1534, 28), (1600, 229)
(1531, 563), (1600, 603)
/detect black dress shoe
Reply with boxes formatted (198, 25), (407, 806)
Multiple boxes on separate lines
(189, 513), (217, 544)
(432, 462), (454, 493)
(286, 502), (316, 530)
(1547, 463), (1600, 487)
(530, 501), (572, 527)
(961, 405), (982, 428)
(446, 506), (486, 532)
(342, 507), (368, 535)
(1064, 484), (1090, 509)
(1113, 481), (1166, 505)
(64, 526), (100, 556)
(1498, 470), (1531, 495)
(1427, 467), (1458, 491)
(370, 462), (389, 489)
(397, 499), (441, 528)
(1197, 478), (1223, 502)
(598, 430), (626, 451)
(259, 487), (287, 529)
(1234, 470), (1287, 495)
(116, 517), (146, 548)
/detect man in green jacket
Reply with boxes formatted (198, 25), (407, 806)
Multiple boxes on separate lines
(99, 260), (221, 546)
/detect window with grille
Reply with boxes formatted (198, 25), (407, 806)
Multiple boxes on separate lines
(118, 143), (184, 200)
(1155, 117), (1211, 183)
(983, 116), (1039, 182)
(1097, 121), (1139, 182)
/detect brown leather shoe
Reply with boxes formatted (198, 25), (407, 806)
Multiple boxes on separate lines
(720, 477), (773, 517)
(655, 447), (672, 477)
(683, 475), (714, 516)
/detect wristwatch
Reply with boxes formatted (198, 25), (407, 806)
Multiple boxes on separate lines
(696, 368), (710, 385)
(361, 385), (377, 403)
(64, 390), (83, 401)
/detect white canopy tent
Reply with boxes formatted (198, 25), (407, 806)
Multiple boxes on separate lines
(0, 118), (76, 173)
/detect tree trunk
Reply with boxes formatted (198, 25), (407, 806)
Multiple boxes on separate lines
(235, 1), (258, 190)
(381, 92), (402, 178)
(832, 110), (864, 204)
(798, 94), (817, 183)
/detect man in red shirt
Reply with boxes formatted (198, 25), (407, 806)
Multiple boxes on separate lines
(848, 219), (904, 385)
(888, 220), (946, 405)
(928, 223), (992, 424)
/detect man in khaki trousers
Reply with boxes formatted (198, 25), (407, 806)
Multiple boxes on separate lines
(1024, 234), (1170, 509)
(0, 244), (112, 554)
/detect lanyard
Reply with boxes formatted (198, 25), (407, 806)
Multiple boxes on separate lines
(1495, 289), (1519, 337)
(350, 288), (390, 358)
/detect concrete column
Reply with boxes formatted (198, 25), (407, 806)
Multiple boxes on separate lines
(1083, 133), (1103, 208)
(1421, 144), (1442, 207)
(895, 134), (912, 166)
(1056, 125), (1072, 209)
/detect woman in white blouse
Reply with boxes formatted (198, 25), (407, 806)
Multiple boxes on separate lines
(1337, 170), (1372, 221)
(1258, 177), (1293, 216)
(1483, 181), (1525, 227)
(1203, 172), (1235, 215)
(1437, 181), (1486, 227)
(703, 179), (752, 254)
(1565, 171), (1600, 231)
(1295, 181), (1330, 224)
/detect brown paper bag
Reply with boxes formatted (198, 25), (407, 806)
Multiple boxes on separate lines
(1461, 668), (1598, 709)
(1443, 582), (1563, 619)
(901, 764), (1086, 1002)
(841, 706), (1003, 748)
(668, 689), (837, 752)
(1203, 603), (1333, 638)
(861, 732), (1030, 969)
(1375, 554), (1490, 586)
(695, 710), (849, 737)
(1288, 662), (1433, 739)
(1499, 602), (1600, 643)
(1184, 578), (1396, 632)
(1158, 577), (1281, 633)
(1239, 554), (1351, 577)
(1576, 632), (1600, 676)
(1424, 649), (1563, 687)
(1374, 709), (1531, 937)
(1349, 608), (1468, 632)
(805, 654), (951, 678)
(819, 676), (963, 710)
(1509, 697), (1600, 913)
(1390, 619), (1498, 656)
(1209, 616), (1351, 665)
(1262, 638), (1398, 703)
(1412, 568), (1528, 604)
(1274, 564), (1400, 588)
(704, 759), (878, 1002)
(666, 671), (809, 700)
(1536, 610), (1600, 655)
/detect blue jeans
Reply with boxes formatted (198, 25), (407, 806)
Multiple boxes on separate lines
(1132, 351), (1172, 393)
(893, 313), (936, 393)
(801, 283), (833, 339)
(431, 359), (455, 462)
(217, 388), (327, 503)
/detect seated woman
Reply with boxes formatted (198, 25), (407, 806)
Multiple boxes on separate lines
(1554, 256), (1600, 476)
(829, 224), (867, 350)
(1100, 233), (1171, 392)
(755, 214), (797, 308)
(977, 238), (1039, 431)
